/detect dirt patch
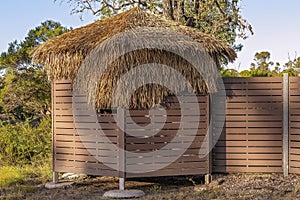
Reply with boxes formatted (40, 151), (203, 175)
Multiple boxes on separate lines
(1, 173), (300, 199)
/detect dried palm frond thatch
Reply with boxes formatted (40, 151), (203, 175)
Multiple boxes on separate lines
(32, 7), (236, 109)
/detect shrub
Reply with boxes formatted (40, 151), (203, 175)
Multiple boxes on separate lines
(0, 117), (51, 166)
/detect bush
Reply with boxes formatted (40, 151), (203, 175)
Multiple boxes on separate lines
(0, 117), (51, 166)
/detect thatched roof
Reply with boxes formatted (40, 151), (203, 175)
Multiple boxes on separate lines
(32, 7), (237, 109)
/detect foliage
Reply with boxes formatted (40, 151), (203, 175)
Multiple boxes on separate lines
(0, 68), (50, 120)
(56, 0), (253, 50)
(0, 117), (51, 166)
(221, 51), (300, 77)
(221, 68), (239, 77)
(0, 20), (69, 120)
(0, 20), (69, 71)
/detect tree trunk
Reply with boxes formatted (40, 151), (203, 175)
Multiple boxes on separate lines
(173, 0), (185, 22)
(162, 0), (174, 20)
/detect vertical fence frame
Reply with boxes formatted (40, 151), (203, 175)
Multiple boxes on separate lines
(51, 82), (59, 183)
(117, 107), (126, 189)
(283, 73), (289, 176)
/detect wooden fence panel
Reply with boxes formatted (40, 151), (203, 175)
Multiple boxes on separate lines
(289, 77), (300, 174)
(53, 80), (119, 177)
(52, 81), (210, 178)
(213, 77), (284, 173)
(52, 76), (300, 178)
(125, 95), (210, 178)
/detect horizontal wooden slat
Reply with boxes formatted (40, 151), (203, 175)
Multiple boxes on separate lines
(126, 122), (207, 130)
(289, 161), (300, 168)
(55, 134), (118, 143)
(126, 142), (206, 151)
(213, 166), (282, 173)
(55, 153), (118, 164)
(126, 161), (208, 172)
(213, 147), (282, 153)
(126, 167), (208, 178)
(215, 140), (282, 147)
(126, 116), (207, 123)
(214, 153), (282, 160)
(213, 159), (282, 166)
(218, 134), (282, 141)
(54, 165), (119, 177)
(126, 155), (207, 164)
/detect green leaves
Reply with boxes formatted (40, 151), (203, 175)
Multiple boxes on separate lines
(0, 68), (51, 120)
(0, 20), (69, 71)
(0, 20), (69, 120)
(221, 51), (300, 77)
(57, 0), (253, 50)
(0, 118), (51, 166)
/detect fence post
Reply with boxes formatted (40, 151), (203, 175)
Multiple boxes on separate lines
(51, 82), (59, 183)
(205, 95), (212, 184)
(117, 107), (126, 190)
(283, 73), (289, 177)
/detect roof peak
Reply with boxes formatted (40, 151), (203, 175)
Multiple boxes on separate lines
(32, 7), (236, 80)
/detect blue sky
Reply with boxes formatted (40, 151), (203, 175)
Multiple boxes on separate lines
(1, 0), (300, 70)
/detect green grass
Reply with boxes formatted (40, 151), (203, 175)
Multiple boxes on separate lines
(0, 159), (52, 187)
(0, 166), (27, 187)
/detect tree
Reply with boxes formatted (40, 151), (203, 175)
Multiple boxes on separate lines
(0, 20), (70, 120)
(251, 51), (274, 71)
(0, 68), (51, 120)
(221, 67), (239, 77)
(0, 20), (69, 71)
(55, 0), (253, 49)
(244, 51), (277, 77)
(223, 51), (299, 78)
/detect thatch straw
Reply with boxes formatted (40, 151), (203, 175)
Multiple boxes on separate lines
(32, 7), (236, 109)
(33, 7), (236, 80)
(74, 27), (219, 109)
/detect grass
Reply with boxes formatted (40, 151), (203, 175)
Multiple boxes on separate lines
(0, 159), (52, 188)
(0, 166), (28, 187)
(1, 168), (300, 199)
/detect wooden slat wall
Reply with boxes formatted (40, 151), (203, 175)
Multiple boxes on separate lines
(125, 96), (210, 178)
(53, 81), (210, 178)
(213, 77), (284, 173)
(53, 80), (118, 177)
(52, 76), (300, 177)
(289, 77), (300, 174)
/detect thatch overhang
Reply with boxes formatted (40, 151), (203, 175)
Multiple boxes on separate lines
(32, 7), (237, 109)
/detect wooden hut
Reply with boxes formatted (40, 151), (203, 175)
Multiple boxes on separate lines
(33, 7), (236, 188)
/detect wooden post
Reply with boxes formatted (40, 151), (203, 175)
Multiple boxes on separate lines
(117, 107), (126, 190)
(206, 95), (212, 184)
(53, 172), (58, 184)
(283, 73), (289, 177)
(51, 82), (58, 183)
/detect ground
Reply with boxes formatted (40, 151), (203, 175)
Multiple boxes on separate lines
(1, 173), (300, 199)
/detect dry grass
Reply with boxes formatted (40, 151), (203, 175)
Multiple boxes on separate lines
(1, 173), (300, 199)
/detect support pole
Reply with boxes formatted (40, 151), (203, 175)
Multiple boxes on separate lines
(207, 95), (212, 184)
(283, 73), (289, 177)
(119, 178), (125, 190)
(205, 174), (212, 184)
(51, 82), (58, 184)
(53, 172), (59, 183)
(117, 108), (126, 190)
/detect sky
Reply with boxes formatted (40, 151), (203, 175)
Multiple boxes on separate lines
(1, 0), (300, 71)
